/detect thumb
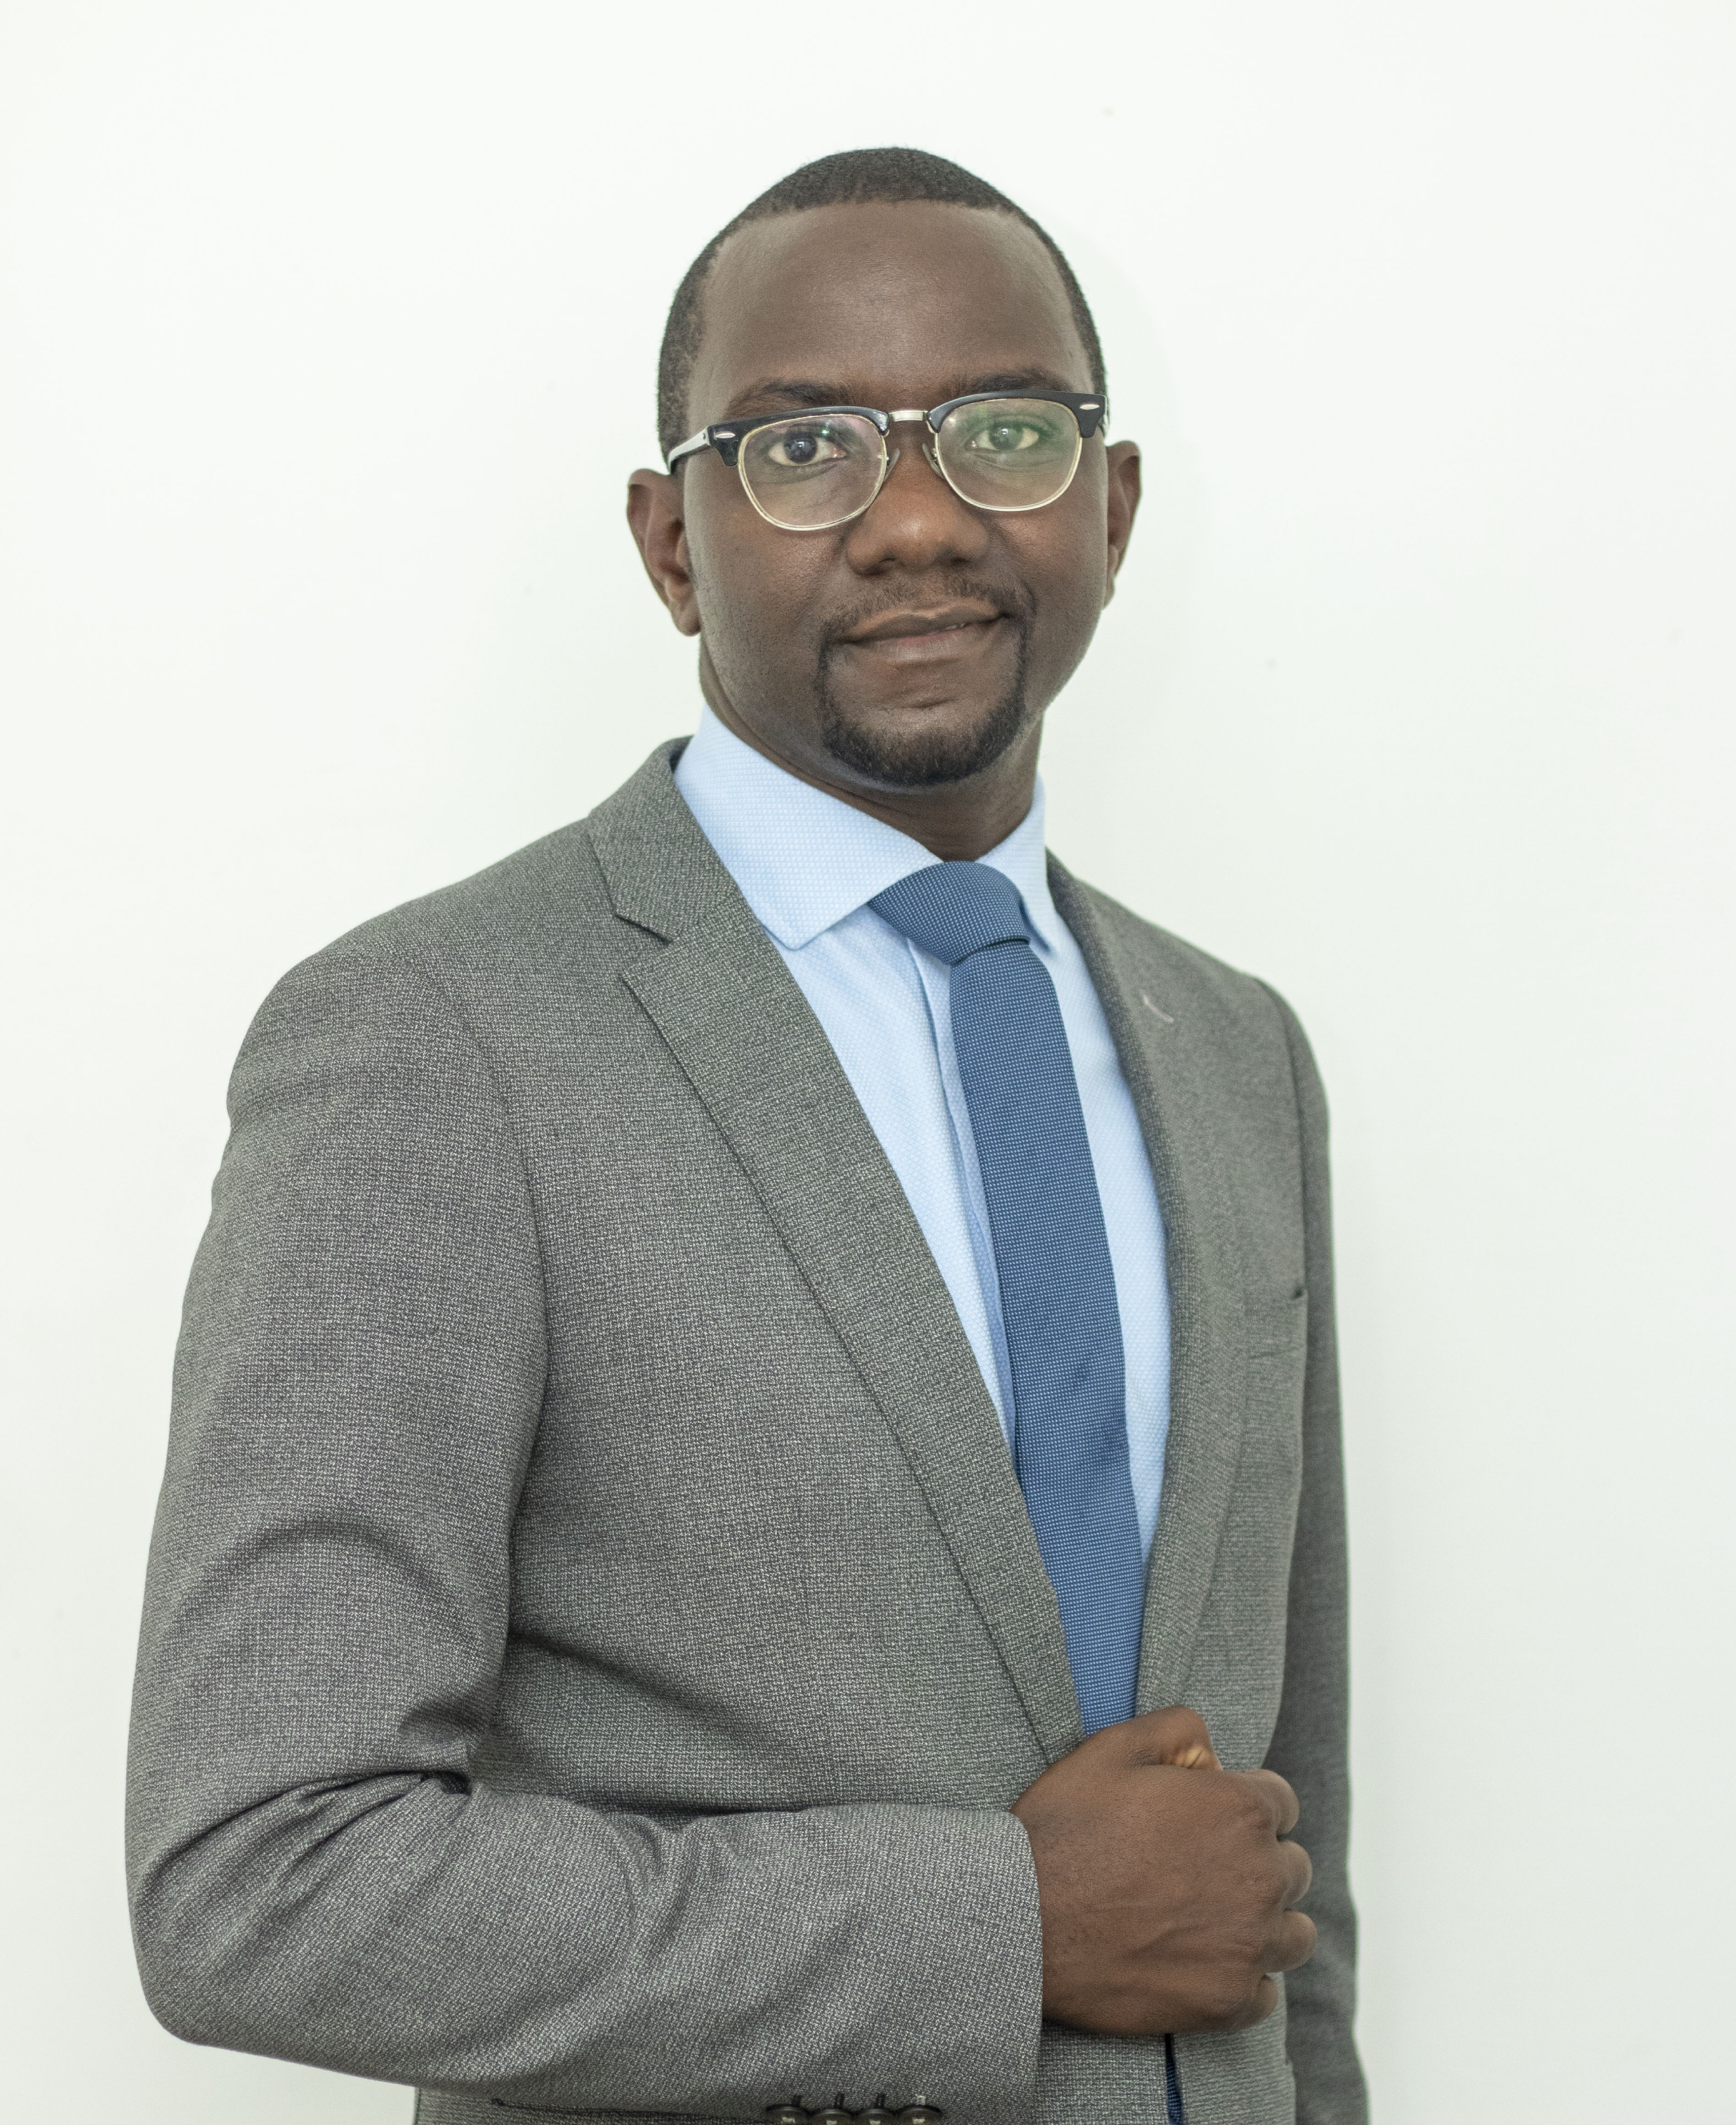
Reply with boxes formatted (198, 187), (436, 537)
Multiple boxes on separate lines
(1127, 1704), (1221, 1770)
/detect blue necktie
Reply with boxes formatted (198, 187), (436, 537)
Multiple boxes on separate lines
(871, 862), (1146, 1735)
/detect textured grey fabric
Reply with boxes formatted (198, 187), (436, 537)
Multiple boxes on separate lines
(128, 742), (1367, 2125)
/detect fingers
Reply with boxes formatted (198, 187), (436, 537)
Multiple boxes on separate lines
(1224, 1925), (1315, 2027)
(1237, 1766), (1301, 1837)
(1280, 1837), (1313, 1908)
(1267, 1910), (1318, 1976)
(1196, 1915), (1316, 2031)
(1198, 1968), (1286, 2036)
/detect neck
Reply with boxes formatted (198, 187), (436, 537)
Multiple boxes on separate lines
(701, 666), (1042, 863)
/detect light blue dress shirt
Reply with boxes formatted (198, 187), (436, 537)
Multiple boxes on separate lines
(675, 709), (1173, 1556)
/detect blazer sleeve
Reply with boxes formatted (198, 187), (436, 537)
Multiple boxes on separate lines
(1257, 984), (1370, 2125)
(126, 928), (1044, 2123)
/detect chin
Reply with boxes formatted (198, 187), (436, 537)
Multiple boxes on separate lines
(818, 692), (1031, 789)
(817, 643), (1036, 789)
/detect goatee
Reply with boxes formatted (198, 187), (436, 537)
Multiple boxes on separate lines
(814, 597), (1034, 789)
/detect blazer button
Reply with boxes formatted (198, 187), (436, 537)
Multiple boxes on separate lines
(811, 2112), (853, 2124)
(763, 2108), (805, 2123)
(898, 2110), (946, 2123)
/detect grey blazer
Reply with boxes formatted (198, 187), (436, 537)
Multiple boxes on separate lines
(128, 743), (1366, 2125)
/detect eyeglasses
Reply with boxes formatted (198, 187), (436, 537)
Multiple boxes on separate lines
(666, 390), (1106, 533)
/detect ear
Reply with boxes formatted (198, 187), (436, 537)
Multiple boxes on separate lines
(626, 467), (702, 637)
(1101, 439), (1142, 607)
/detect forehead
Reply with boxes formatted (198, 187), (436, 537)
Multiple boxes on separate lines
(690, 201), (1090, 411)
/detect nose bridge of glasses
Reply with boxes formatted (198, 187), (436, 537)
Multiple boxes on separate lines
(883, 410), (943, 487)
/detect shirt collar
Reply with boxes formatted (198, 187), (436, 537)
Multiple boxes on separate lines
(673, 706), (1059, 953)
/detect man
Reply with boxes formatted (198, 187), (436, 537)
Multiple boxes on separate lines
(129, 149), (1365, 2125)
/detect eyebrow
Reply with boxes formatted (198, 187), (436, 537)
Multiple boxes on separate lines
(724, 379), (854, 414)
(720, 366), (1083, 418)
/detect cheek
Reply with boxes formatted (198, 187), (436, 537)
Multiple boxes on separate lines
(1019, 519), (1110, 642)
(687, 491), (821, 650)
(1012, 458), (1110, 607)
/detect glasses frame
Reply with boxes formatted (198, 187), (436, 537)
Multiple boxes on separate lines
(665, 389), (1107, 532)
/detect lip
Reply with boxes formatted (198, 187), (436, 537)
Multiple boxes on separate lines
(838, 600), (1004, 647)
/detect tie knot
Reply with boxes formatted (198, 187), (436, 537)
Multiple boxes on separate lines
(870, 862), (1032, 966)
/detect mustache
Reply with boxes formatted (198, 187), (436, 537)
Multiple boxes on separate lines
(819, 575), (1036, 649)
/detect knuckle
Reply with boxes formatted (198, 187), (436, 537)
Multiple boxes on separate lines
(1226, 1784), (1271, 1834)
(1266, 1775), (1301, 1827)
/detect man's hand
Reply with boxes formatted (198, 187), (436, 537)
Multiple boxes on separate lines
(1010, 1707), (1316, 2037)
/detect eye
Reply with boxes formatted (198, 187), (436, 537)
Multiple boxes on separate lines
(762, 421), (852, 470)
(969, 417), (1054, 454)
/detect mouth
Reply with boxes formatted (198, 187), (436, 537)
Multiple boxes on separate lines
(835, 600), (1009, 662)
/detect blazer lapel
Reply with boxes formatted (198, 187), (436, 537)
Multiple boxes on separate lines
(1049, 859), (1253, 1713)
(589, 749), (1085, 1764)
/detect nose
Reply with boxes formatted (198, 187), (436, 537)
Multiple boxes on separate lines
(841, 417), (990, 574)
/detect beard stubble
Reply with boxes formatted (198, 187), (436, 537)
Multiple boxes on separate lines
(813, 586), (1035, 789)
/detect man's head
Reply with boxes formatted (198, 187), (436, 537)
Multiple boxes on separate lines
(628, 149), (1141, 854)
(653, 150), (1108, 470)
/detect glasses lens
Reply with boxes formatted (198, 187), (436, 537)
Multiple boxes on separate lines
(738, 412), (885, 529)
(934, 397), (1082, 512)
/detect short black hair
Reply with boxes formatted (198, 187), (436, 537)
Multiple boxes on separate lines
(656, 147), (1106, 464)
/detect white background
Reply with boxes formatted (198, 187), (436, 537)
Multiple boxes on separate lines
(3, 3), (1732, 2118)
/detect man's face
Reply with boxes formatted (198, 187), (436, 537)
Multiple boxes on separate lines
(629, 202), (1139, 800)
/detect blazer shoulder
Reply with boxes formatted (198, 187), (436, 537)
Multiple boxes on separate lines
(1055, 865), (1280, 1021)
(257, 778), (672, 1041)
(1052, 862), (1327, 1126)
(274, 741), (698, 1014)
(220, 816), (604, 1088)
